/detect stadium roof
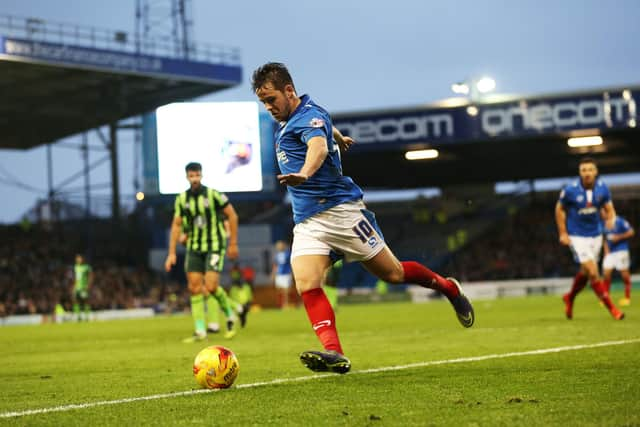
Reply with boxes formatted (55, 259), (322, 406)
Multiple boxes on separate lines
(334, 86), (640, 187)
(0, 16), (242, 150)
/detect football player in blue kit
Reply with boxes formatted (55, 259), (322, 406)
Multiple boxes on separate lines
(252, 62), (474, 374)
(272, 240), (294, 309)
(602, 215), (635, 306)
(555, 157), (624, 320)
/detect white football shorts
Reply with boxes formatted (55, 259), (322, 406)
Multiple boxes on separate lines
(291, 200), (386, 263)
(274, 274), (293, 289)
(568, 235), (603, 264)
(602, 250), (630, 271)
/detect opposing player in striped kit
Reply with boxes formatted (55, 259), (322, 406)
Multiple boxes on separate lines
(165, 162), (242, 341)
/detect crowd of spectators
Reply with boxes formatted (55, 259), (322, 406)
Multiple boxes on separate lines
(1, 192), (638, 316)
(0, 221), (189, 317)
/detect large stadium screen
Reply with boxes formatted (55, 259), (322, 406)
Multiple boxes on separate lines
(156, 102), (262, 194)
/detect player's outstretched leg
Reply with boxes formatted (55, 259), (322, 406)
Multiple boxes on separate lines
(399, 261), (474, 328)
(299, 350), (351, 374)
(446, 278), (475, 328)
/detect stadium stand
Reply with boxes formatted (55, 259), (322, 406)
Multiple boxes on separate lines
(2, 14), (640, 317)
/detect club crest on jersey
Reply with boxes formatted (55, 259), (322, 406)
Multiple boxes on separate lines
(309, 118), (325, 128)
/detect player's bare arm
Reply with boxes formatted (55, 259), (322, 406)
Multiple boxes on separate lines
(610, 227), (635, 243)
(332, 126), (354, 153)
(278, 136), (328, 186)
(555, 202), (570, 246)
(165, 215), (182, 271)
(223, 203), (239, 260)
(602, 201), (617, 229)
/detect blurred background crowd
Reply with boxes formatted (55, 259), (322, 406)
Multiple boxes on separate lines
(1, 191), (638, 316)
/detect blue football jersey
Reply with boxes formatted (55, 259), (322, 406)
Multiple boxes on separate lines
(558, 178), (611, 237)
(274, 249), (292, 275)
(605, 216), (632, 253)
(275, 94), (363, 223)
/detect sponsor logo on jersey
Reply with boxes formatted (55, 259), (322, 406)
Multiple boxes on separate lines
(578, 207), (597, 215)
(310, 118), (325, 128)
(276, 149), (289, 164)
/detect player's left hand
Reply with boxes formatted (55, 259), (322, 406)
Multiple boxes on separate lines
(337, 136), (354, 153)
(277, 173), (308, 186)
(227, 243), (239, 260)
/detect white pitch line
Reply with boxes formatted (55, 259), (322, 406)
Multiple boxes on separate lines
(2, 338), (639, 419)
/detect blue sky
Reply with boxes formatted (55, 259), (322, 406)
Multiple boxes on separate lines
(1, 0), (640, 223)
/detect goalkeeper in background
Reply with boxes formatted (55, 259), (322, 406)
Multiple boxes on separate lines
(72, 254), (93, 321)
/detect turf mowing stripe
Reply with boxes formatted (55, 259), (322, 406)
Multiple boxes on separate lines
(2, 338), (639, 419)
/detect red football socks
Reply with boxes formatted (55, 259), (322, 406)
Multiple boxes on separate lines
(623, 277), (632, 299)
(568, 272), (588, 300)
(591, 280), (615, 310)
(301, 288), (343, 354)
(401, 261), (459, 300)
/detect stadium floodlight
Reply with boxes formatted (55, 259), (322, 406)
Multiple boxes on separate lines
(405, 149), (439, 160)
(466, 105), (479, 116)
(451, 82), (470, 95)
(452, 76), (496, 100)
(567, 136), (603, 147)
(475, 77), (496, 94)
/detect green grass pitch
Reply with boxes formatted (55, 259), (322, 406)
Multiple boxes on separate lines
(1, 292), (639, 426)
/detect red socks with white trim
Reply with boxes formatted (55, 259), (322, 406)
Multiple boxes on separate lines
(300, 288), (343, 354)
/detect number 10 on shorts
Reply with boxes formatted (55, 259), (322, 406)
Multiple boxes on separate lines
(353, 219), (377, 247)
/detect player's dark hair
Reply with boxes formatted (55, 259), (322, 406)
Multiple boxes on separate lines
(185, 162), (202, 172)
(251, 62), (295, 92)
(578, 157), (597, 167)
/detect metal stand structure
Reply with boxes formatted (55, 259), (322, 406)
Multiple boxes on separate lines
(40, 1), (194, 222)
